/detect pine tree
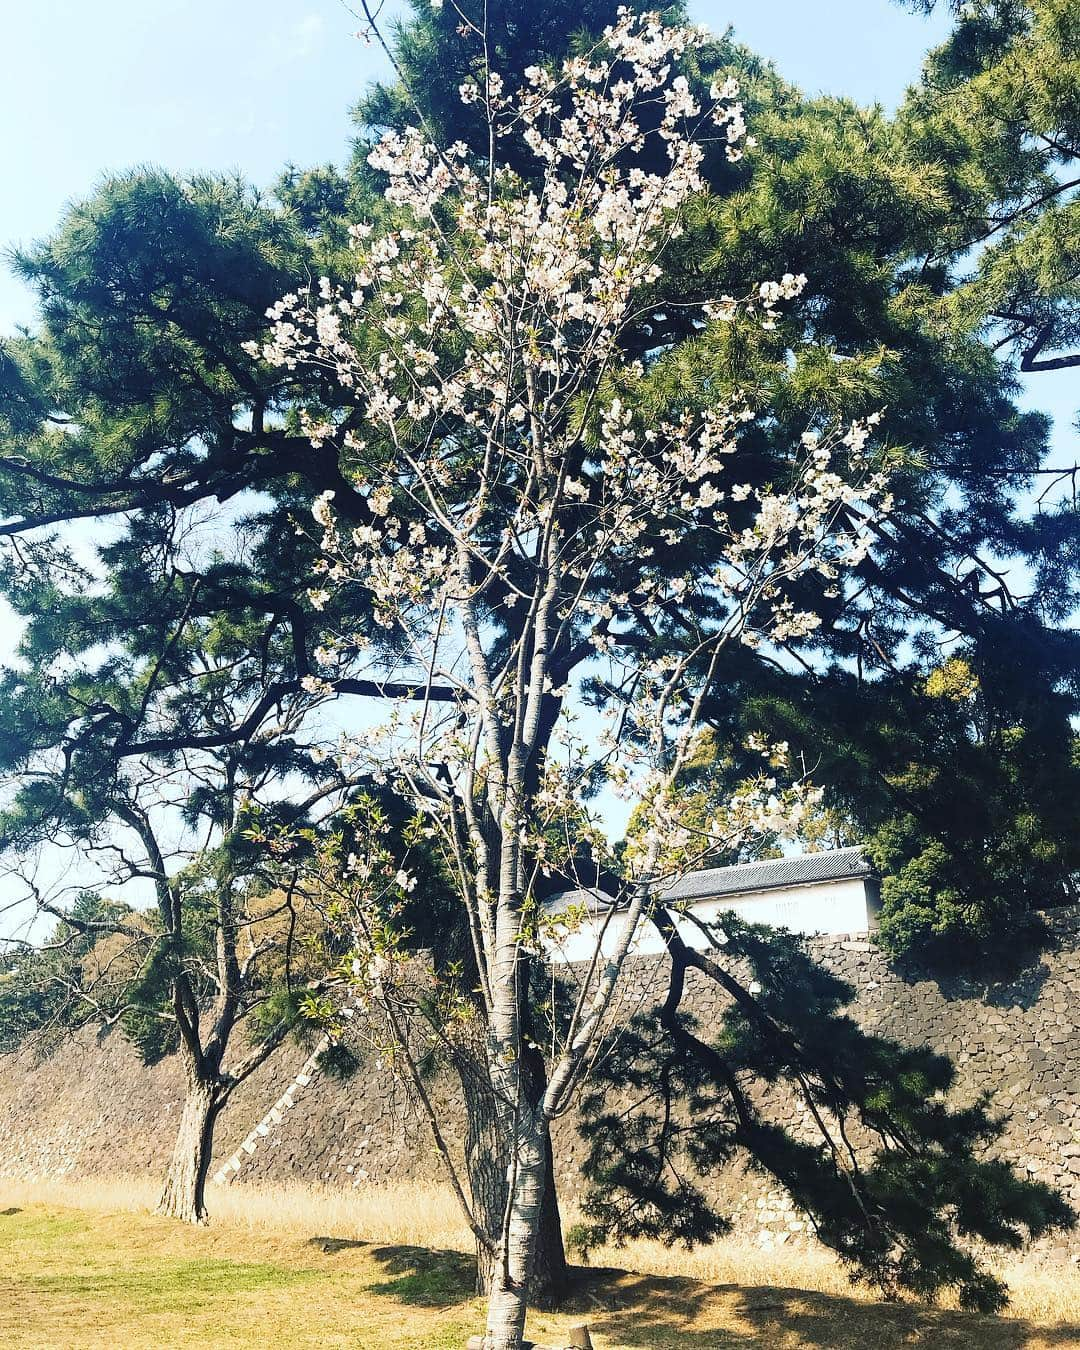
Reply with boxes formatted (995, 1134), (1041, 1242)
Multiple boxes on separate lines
(346, 0), (1080, 963)
(246, 8), (1076, 1340)
(0, 504), (348, 1221)
(0, 0), (1075, 1316)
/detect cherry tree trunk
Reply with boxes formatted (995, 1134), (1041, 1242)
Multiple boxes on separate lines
(464, 1062), (566, 1306)
(482, 1102), (548, 1350)
(156, 1074), (222, 1223)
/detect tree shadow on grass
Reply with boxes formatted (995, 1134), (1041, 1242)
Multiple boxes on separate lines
(563, 1269), (1080, 1348)
(335, 1240), (476, 1307)
(356, 1246), (1080, 1347)
(307, 1235), (370, 1254)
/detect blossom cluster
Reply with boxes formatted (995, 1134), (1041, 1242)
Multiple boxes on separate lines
(252, 8), (891, 927)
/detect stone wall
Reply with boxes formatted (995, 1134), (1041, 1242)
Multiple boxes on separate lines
(2, 907), (1079, 1260)
(0, 1016), (464, 1193)
(551, 907), (1080, 1258)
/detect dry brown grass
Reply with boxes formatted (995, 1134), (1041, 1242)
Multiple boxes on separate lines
(3, 1173), (1080, 1347)
(0, 1173), (472, 1252)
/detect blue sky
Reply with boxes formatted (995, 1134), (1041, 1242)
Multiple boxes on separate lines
(0, 0), (955, 334)
(0, 1), (1074, 935)
(0, 0), (1073, 596)
(1, 1), (1072, 528)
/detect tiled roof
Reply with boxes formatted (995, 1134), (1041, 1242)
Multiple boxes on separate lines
(660, 846), (872, 901)
(548, 847), (872, 913)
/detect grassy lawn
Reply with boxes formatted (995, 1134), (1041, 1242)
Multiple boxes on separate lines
(1, 1185), (1079, 1348)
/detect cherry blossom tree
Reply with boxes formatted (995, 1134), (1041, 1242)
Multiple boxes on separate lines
(252, 9), (890, 1345)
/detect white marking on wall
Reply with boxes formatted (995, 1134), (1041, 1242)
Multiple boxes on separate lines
(211, 1002), (357, 1187)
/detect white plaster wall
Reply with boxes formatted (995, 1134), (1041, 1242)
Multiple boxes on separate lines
(545, 876), (874, 964)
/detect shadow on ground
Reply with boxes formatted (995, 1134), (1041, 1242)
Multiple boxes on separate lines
(346, 1242), (1080, 1347)
(309, 1236), (475, 1306)
(566, 1268), (1080, 1347)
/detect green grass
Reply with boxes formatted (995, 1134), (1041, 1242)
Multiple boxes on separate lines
(0, 1204), (499, 1350)
(2, 1199), (1079, 1348)
(367, 1245), (477, 1305)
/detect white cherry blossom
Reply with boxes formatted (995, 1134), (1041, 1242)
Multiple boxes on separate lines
(254, 11), (892, 1348)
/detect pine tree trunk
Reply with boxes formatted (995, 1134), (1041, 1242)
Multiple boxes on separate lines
(464, 1066), (509, 1297)
(530, 1124), (568, 1308)
(156, 1074), (221, 1223)
(523, 1045), (567, 1308)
